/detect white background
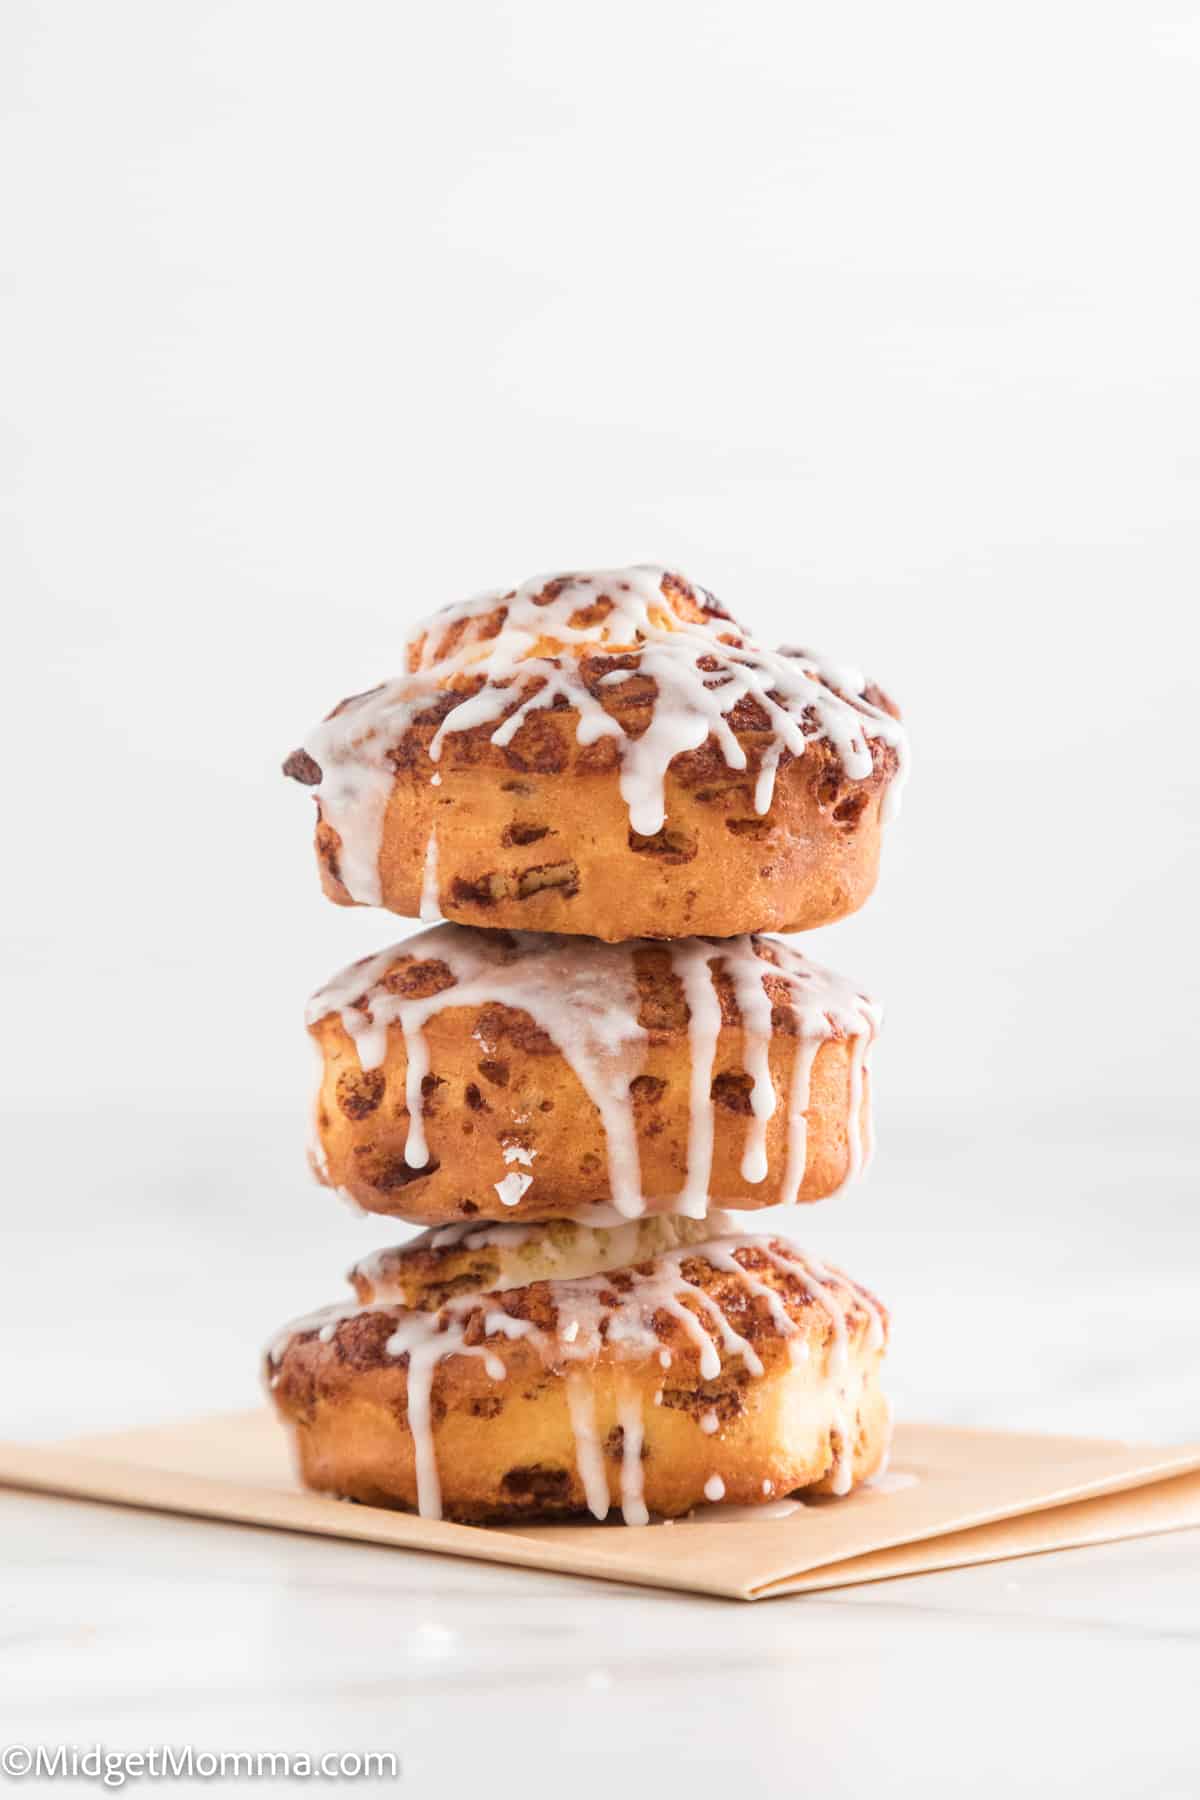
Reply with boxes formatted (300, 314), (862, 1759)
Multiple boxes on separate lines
(3, 12), (1200, 1792)
(2, 3), (1198, 1438)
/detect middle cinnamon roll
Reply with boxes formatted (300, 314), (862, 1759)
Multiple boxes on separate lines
(307, 925), (879, 1224)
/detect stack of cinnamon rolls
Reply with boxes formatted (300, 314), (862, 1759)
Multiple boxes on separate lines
(269, 568), (907, 1523)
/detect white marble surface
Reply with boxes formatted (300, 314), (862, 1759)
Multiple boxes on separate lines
(3, 1103), (1199, 1795)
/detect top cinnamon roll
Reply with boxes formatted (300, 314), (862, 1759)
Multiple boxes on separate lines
(284, 566), (906, 940)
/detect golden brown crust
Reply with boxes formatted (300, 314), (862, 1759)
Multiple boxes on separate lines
(308, 931), (875, 1224)
(268, 1239), (890, 1521)
(277, 1361), (890, 1521)
(313, 722), (897, 941)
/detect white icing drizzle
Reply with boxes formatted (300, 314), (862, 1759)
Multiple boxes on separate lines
(309, 927), (880, 1217)
(770, 1253), (881, 1500)
(269, 1234), (885, 1523)
(306, 1035), (330, 1181)
(637, 1286), (723, 1380)
(828, 1414), (855, 1496)
(384, 1312), (455, 1519)
(779, 1039), (821, 1207)
(825, 1030), (872, 1195)
(864, 1470), (920, 1496)
(671, 939), (724, 1217)
(565, 1373), (610, 1520)
(703, 1474), (726, 1502)
(306, 1125), (329, 1182)
(313, 759), (392, 908)
(759, 1247), (851, 1372)
(879, 1393), (896, 1474)
(726, 943), (777, 1184)
(685, 1496), (806, 1523)
(297, 565), (907, 901)
(353, 1215), (739, 1312)
(266, 1299), (376, 1366)
(691, 936), (880, 1206)
(702, 1242), (804, 1346)
(418, 829), (440, 921)
(309, 926), (648, 1214)
(699, 1409), (719, 1434)
(616, 1381), (649, 1526)
(674, 1272), (765, 1377)
(494, 1171), (532, 1207)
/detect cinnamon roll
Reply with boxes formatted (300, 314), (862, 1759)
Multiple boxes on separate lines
(307, 925), (879, 1224)
(284, 566), (905, 941)
(267, 1226), (890, 1523)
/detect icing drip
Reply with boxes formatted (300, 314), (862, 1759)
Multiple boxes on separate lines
(760, 1248), (851, 1371)
(878, 1393), (896, 1475)
(828, 1414), (855, 1495)
(658, 935), (879, 1212)
(306, 1036), (330, 1181)
(702, 1242), (806, 1349)
(418, 830), (440, 921)
(310, 927), (879, 1218)
(565, 1373), (611, 1520)
(385, 1313), (453, 1518)
(779, 1039), (820, 1207)
(315, 763), (392, 908)
(637, 1286), (724, 1380)
(703, 1474), (726, 1502)
(671, 940), (724, 1217)
(269, 1234), (885, 1523)
(616, 1382), (649, 1526)
(298, 566), (907, 901)
(726, 943), (777, 1184)
(310, 926), (648, 1215)
(674, 1273), (765, 1377)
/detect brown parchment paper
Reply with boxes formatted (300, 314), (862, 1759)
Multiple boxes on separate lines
(1, 1410), (1197, 1601)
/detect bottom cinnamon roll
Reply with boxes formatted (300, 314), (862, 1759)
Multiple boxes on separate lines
(266, 1218), (890, 1524)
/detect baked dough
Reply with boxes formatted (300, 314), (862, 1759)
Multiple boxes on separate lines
(267, 1228), (890, 1522)
(308, 926), (879, 1224)
(284, 566), (905, 941)
(348, 1213), (734, 1310)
